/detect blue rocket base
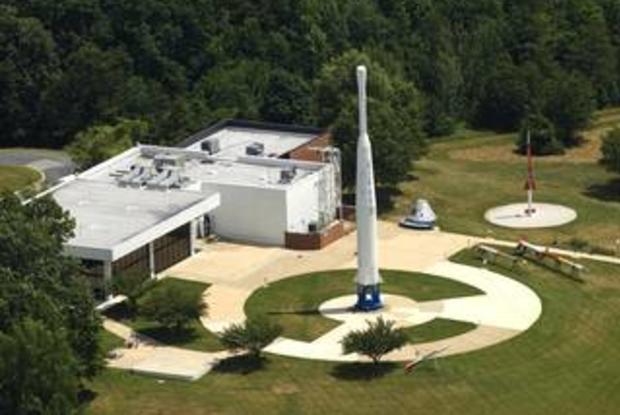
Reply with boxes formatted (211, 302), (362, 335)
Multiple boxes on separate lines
(355, 284), (383, 311)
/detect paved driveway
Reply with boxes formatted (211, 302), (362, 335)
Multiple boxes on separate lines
(0, 149), (74, 184)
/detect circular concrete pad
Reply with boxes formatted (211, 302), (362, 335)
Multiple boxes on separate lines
(319, 294), (437, 326)
(485, 203), (577, 229)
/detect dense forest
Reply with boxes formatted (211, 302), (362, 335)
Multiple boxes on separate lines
(2, 0), (620, 184)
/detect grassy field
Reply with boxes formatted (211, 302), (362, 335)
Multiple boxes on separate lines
(103, 278), (223, 352)
(0, 165), (41, 192)
(245, 269), (481, 342)
(385, 108), (620, 253)
(87, 250), (620, 415)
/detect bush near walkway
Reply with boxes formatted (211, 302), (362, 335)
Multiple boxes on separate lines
(341, 317), (408, 365)
(220, 318), (282, 359)
(139, 283), (207, 333)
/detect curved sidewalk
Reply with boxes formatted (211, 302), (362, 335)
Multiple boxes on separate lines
(167, 222), (543, 362)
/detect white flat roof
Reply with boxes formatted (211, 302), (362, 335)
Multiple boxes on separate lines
(83, 146), (323, 189)
(55, 179), (220, 261)
(184, 126), (316, 158)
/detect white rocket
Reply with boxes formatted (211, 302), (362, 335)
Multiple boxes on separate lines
(355, 65), (382, 310)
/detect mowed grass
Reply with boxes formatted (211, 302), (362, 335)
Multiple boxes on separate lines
(402, 319), (476, 344)
(103, 278), (223, 352)
(87, 251), (620, 415)
(245, 269), (482, 342)
(387, 110), (620, 252)
(0, 165), (41, 192)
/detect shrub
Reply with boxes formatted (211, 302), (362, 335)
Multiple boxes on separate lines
(341, 317), (408, 365)
(111, 272), (154, 314)
(139, 284), (206, 332)
(220, 318), (282, 358)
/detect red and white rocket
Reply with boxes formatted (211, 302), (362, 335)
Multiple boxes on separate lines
(524, 129), (536, 215)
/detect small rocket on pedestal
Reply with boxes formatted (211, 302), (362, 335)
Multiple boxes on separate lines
(354, 65), (382, 311)
(524, 129), (537, 216)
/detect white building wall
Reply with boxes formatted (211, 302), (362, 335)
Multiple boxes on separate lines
(285, 174), (320, 234)
(203, 183), (288, 245)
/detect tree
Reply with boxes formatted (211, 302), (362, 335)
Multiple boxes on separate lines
(42, 43), (133, 147)
(601, 127), (620, 173)
(332, 99), (424, 187)
(0, 194), (102, 379)
(66, 118), (149, 170)
(260, 69), (311, 124)
(341, 317), (408, 365)
(0, 319), (78, 415)
(314, 49), (426, 187)
(0, 6), (59, 147)
(516, 113), (563, 156)
(472, 59), (529, 131)
(543, 71), (595, 147)
(219, 317), (282, 358)
(139, 284), (206, 332)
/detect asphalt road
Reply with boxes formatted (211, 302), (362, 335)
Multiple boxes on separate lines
(0, 149), (75, 184)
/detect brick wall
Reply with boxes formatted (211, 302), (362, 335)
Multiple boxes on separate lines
(285, 132), (332, 162)
(284, 220), (345, 250)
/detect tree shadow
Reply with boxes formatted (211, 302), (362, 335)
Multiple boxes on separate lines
(583, 178), (620, 203)
(330, 362), (398, 381)
(137, 326), (200, 346)
(213, 354), (266, 375)
(267, 308), (321, 316)
(77, 388), (98, 406)
(101, 302), (134, 321)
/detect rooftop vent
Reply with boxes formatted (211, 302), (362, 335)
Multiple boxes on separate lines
(246, 142), (265, 156)
(279, 166), (297, 184)
(201, 138), (220, 154)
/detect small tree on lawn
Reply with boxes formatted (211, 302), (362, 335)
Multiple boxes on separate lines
(220, 318), (282, 358)
(139, 285), (206, 333)
(341, 317), (408, 365)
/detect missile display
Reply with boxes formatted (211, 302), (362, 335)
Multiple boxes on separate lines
(354, 65), (382, 311)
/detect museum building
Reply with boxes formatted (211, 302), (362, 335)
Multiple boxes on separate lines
(36, 120), (344, 295)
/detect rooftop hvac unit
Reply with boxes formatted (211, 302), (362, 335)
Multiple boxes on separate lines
(279, 167), (297, 184)
(246, 142), (265, 156)
(154, 153), (184, 170)
(201, 138), (220, 154)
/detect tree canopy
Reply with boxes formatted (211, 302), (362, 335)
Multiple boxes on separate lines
(0, 193), (102, 393)
(1, 0), (618, 156)
(601, 127), (620, 174)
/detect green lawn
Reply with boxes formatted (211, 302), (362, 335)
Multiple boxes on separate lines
(385, 110), (620, 254)
(87, 250), (620, 415)
(245, 269), (482, 342)
(0, 165), (41, 192)
(99, 328), (124, 354)
(103, 278), (223, 352)
(402, 319), (476, 344)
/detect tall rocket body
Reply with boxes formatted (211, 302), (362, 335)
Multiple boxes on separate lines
(524, 129), (536, 215)
(354, 65), (382, 311)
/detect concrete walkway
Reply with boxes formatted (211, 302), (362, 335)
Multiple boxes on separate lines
(0, 148), (74, 185)
(264, 261), (541, 362)
(103, 318), (231, 381)
(167, 222), (546, 362)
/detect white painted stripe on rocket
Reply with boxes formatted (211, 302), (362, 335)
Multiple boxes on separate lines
(355, 65), (382, 286)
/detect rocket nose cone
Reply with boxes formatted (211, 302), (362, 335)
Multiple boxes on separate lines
(357, 65), (367, 79)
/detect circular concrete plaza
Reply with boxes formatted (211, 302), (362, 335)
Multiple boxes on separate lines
(261, 264), (542, 362)
(484, 203), (577, 229)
